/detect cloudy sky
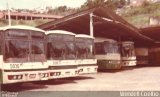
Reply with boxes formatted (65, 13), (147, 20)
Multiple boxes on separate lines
(0, 0), (87, 10)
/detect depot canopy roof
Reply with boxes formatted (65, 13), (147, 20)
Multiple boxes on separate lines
(140, 26), (160, 42)
(37, 6), (153, 46)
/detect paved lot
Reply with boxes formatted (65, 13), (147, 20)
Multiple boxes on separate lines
(2, 66), (160, 92)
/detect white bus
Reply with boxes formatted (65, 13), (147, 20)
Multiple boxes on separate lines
(135, 48), (148, 66)
(94, 38), (121, 70)
(121, 41), (137, 66)
(46, 30), (79, 79)
(0, 25), (48, 84)
(75, 34), (97, 74)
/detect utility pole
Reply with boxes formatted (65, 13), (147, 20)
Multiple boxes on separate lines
(7, 0), (11, 26)
(90, 13), (94, 37)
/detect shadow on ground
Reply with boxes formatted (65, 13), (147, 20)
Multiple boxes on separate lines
(98, 66), (136, 73)
(35, 76), (94, 85)
(1, 83), (47, 92)
(1, 76), (95, 92)
(34, 78), (77, 85)
(66, 76), (95, 80)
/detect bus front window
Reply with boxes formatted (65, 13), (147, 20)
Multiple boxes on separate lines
(48, 42), (66, 60)
(122, 43), (135, 57)
(66, 42), (76, 59)
(95, 43), (105, 54)
(76, 38), (94, 59)
(48, 34), (76, 60)
(5, 40), (29, 62)
(104, 42), (119, 54)
(76, 42), (87, 59)
(31, 41), (45, 62)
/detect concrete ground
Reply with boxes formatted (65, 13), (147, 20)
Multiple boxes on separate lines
(1, 66), (160, 92)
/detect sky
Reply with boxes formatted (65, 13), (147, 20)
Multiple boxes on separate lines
(0, 0), (87, 10)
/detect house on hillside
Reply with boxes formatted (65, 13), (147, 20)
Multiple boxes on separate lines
(149, 16), (160, 25)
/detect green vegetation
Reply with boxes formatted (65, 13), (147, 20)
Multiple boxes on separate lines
(123, 14), (150, 27)
(0, 19), (50, 27)
(0, 1), (159, 27)
(81, 0), (128, 10)
(121, 3), (160, 27)
(122, 3), (160, 17)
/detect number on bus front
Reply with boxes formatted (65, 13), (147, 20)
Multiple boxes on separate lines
(10, 64), (22, 69)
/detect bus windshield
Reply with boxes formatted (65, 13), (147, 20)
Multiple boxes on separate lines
(30, 41), (46, 62)
(121, 43), (135, 57)
(47, 34), (76, 60)
(4, 30), (46, 62)
(5, 40), (29, 62)
(104, 42), (119, 53)
(76, 38), (94, 59)
(95, 42), (119, 54)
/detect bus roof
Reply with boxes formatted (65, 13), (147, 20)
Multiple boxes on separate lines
(75, 34), (94, 39)
(46, 30), (76, 36)
(1, 25), (45, 33)
(121, 41), (134, 44)
(94, 37), (117, 43)
(0, 26), (5, 30)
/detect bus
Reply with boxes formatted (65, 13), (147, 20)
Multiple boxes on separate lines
(75, 34), (97, 74)
(0, 25), (48, 84)
(94, 38), (121, 70)
(46, 30), (78, 79)
(120, 41), (136, 66)
(135, 48), (148, 66)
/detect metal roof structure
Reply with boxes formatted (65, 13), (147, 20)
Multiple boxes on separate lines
(37, 6), (154, 46)
(140, 25), (160, 47)
(140, 26), (160, 42)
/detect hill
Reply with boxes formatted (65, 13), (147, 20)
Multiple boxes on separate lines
(121, 2), (160, 27)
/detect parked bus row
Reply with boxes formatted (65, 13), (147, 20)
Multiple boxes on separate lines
(0, 25), (98, 84)
(95, 38), (137, 70)
(0, 25), (149, 85)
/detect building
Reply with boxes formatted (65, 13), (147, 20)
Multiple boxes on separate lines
(0, 12), (63, 20)
(149, 16), (160, 25)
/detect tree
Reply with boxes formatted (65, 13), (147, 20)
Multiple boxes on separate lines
(81, 0), (106, 9)
(56, 6), (67, 12)
(120, 0), (126, 6)
(80, 0), (122, 10)
(142, 1), (150, 7)
(47, 5), (68, 15)
(127, 0), (131, 5)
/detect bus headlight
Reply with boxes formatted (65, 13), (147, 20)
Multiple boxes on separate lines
(13, 76), (17, 80)
(8, 75), (23, 80)
(18, 75), (22, 79)
(50, 72), (55, 76)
